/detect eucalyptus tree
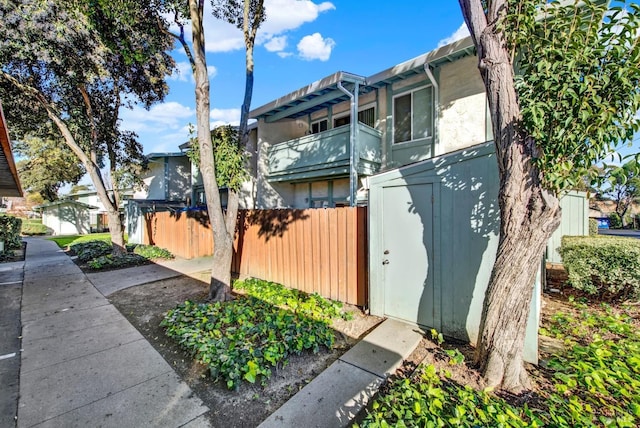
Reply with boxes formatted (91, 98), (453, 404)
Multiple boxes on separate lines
(0, 0), (174, 252)
(458, 0), (640, 392)
(162, 0), (264, 301)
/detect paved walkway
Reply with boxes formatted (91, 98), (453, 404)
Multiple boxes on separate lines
(87, 255), (213, 296)
(0, 258), (24, 427)
(17, 238), (211, 428)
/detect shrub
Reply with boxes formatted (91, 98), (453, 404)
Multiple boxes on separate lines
(87, 253), (147, 270)
(131, 244), (173, 260)
(0, 215), (22, 250)
(21, 222), (50, 236)
(588, 218), (598, 236)
(70, 240), (112, 262)
(559, 236), (640, 300)
(608, 212), (622, 229)
(234, 278), (352, 321)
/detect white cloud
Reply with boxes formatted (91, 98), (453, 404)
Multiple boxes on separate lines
(264, 35), (287, 52)
(297, 33), (335, 61)
(277, 51), (293, 58)
(437, 23), (470, 48)
(259, 0), (335, 39)
(210, 108), (241, 127)
(120, 102), (195, 134)
(165, 1), (335, 54)
(169, 62), (217, 82)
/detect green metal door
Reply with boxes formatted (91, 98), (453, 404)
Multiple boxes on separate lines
(382, 183), (438, 329)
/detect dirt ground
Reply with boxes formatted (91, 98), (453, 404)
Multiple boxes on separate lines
(108, 273), (383, 428)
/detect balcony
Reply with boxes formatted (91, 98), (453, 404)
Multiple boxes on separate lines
(267, 123), (382, 182)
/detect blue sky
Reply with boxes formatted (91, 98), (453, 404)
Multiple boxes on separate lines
(119, 1), (470, 155)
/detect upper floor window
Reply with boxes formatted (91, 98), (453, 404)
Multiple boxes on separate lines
(311, 119), (328, 134)
(332, 106), (376, 129)
(393, 86), (433, 144)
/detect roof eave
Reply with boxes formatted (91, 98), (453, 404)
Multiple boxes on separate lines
(0, 101), (23, 197)
(250, 71), (366, 120)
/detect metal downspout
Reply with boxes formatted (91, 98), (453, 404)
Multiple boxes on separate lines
(424, 64), (439, 156)
(337, 81), (359, 206)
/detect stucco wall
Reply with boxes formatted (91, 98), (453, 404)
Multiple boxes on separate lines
(137, 160), (165, 199)
(42, 203), (91, 235)
(438, 55), (489, 154)
(166, 156), (191, 201)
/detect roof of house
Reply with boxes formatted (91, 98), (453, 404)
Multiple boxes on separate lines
(0, 101), (23, 197)
(250, 36), (475, 122)
(146, 152), (187, 159)
(34, 200), (99, 210)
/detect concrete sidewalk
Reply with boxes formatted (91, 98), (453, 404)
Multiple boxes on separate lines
(87, 255), (212, 296)
(18, 238), (211, 428)
(0, 258), (24, 427)
(259, 319), (424, 428)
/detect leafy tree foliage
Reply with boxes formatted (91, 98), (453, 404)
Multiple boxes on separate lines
(186, 125), (249, 192)
(599, 160), (640, 226)
(15, 135), (86, 202)
(0, 0), (174, 252)
(458, 0), (640, 392)
(506, 1), (640, 191)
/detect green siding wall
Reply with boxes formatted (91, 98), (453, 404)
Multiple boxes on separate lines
(546, 191), (589, 264)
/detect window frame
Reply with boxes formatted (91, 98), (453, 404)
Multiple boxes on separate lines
(392, 85), (433, 145)
(311, 118), (328, 134)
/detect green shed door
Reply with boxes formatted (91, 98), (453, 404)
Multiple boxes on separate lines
(382, 183), (438, 329)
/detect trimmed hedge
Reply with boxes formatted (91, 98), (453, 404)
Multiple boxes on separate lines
(559, 235), (640, 300)
(21, 222), (49, 236)
(0, 216), (22, 250)
(588, 218), (598, 236)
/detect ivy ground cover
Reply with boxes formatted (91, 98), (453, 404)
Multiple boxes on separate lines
(161, 278), (351, 389)
(357, 297), (640, 427)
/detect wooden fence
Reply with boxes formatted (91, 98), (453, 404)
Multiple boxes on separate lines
(143, 207), (368, 306)
(143, 209), (213, 259)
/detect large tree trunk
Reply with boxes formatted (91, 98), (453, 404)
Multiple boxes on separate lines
(189, 0), (232, 301)
(460, 0), (562, 392)
(474, 146), (561, 391)
(41, 98), (127, 254)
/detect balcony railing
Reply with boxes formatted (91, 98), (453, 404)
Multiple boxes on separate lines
(267, 123), (382, 182)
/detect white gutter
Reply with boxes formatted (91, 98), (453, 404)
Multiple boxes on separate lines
(424, 64), (439, 156)
(337, 80), (360, 207)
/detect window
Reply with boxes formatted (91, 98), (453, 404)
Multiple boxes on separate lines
(311, 119), (328, 134)
(332, 106), (376, 129)
(334, 115), (350, 128)
(358, 106), (375, 128)
(393, 86), (433, 144)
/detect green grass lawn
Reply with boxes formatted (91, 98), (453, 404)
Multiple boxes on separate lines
(48, 233), (114, 249)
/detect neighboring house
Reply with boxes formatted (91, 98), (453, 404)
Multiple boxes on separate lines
(127, 129), (259, 244)
(0, 100), (22, 198)
(178, 123), (258, 210)
(37, 200), (97, 235)
(67, 188), (134, 233)
(127, 152), (191, 244)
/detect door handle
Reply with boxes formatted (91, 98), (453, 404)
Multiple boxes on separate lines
(382, 259), (389, 265)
